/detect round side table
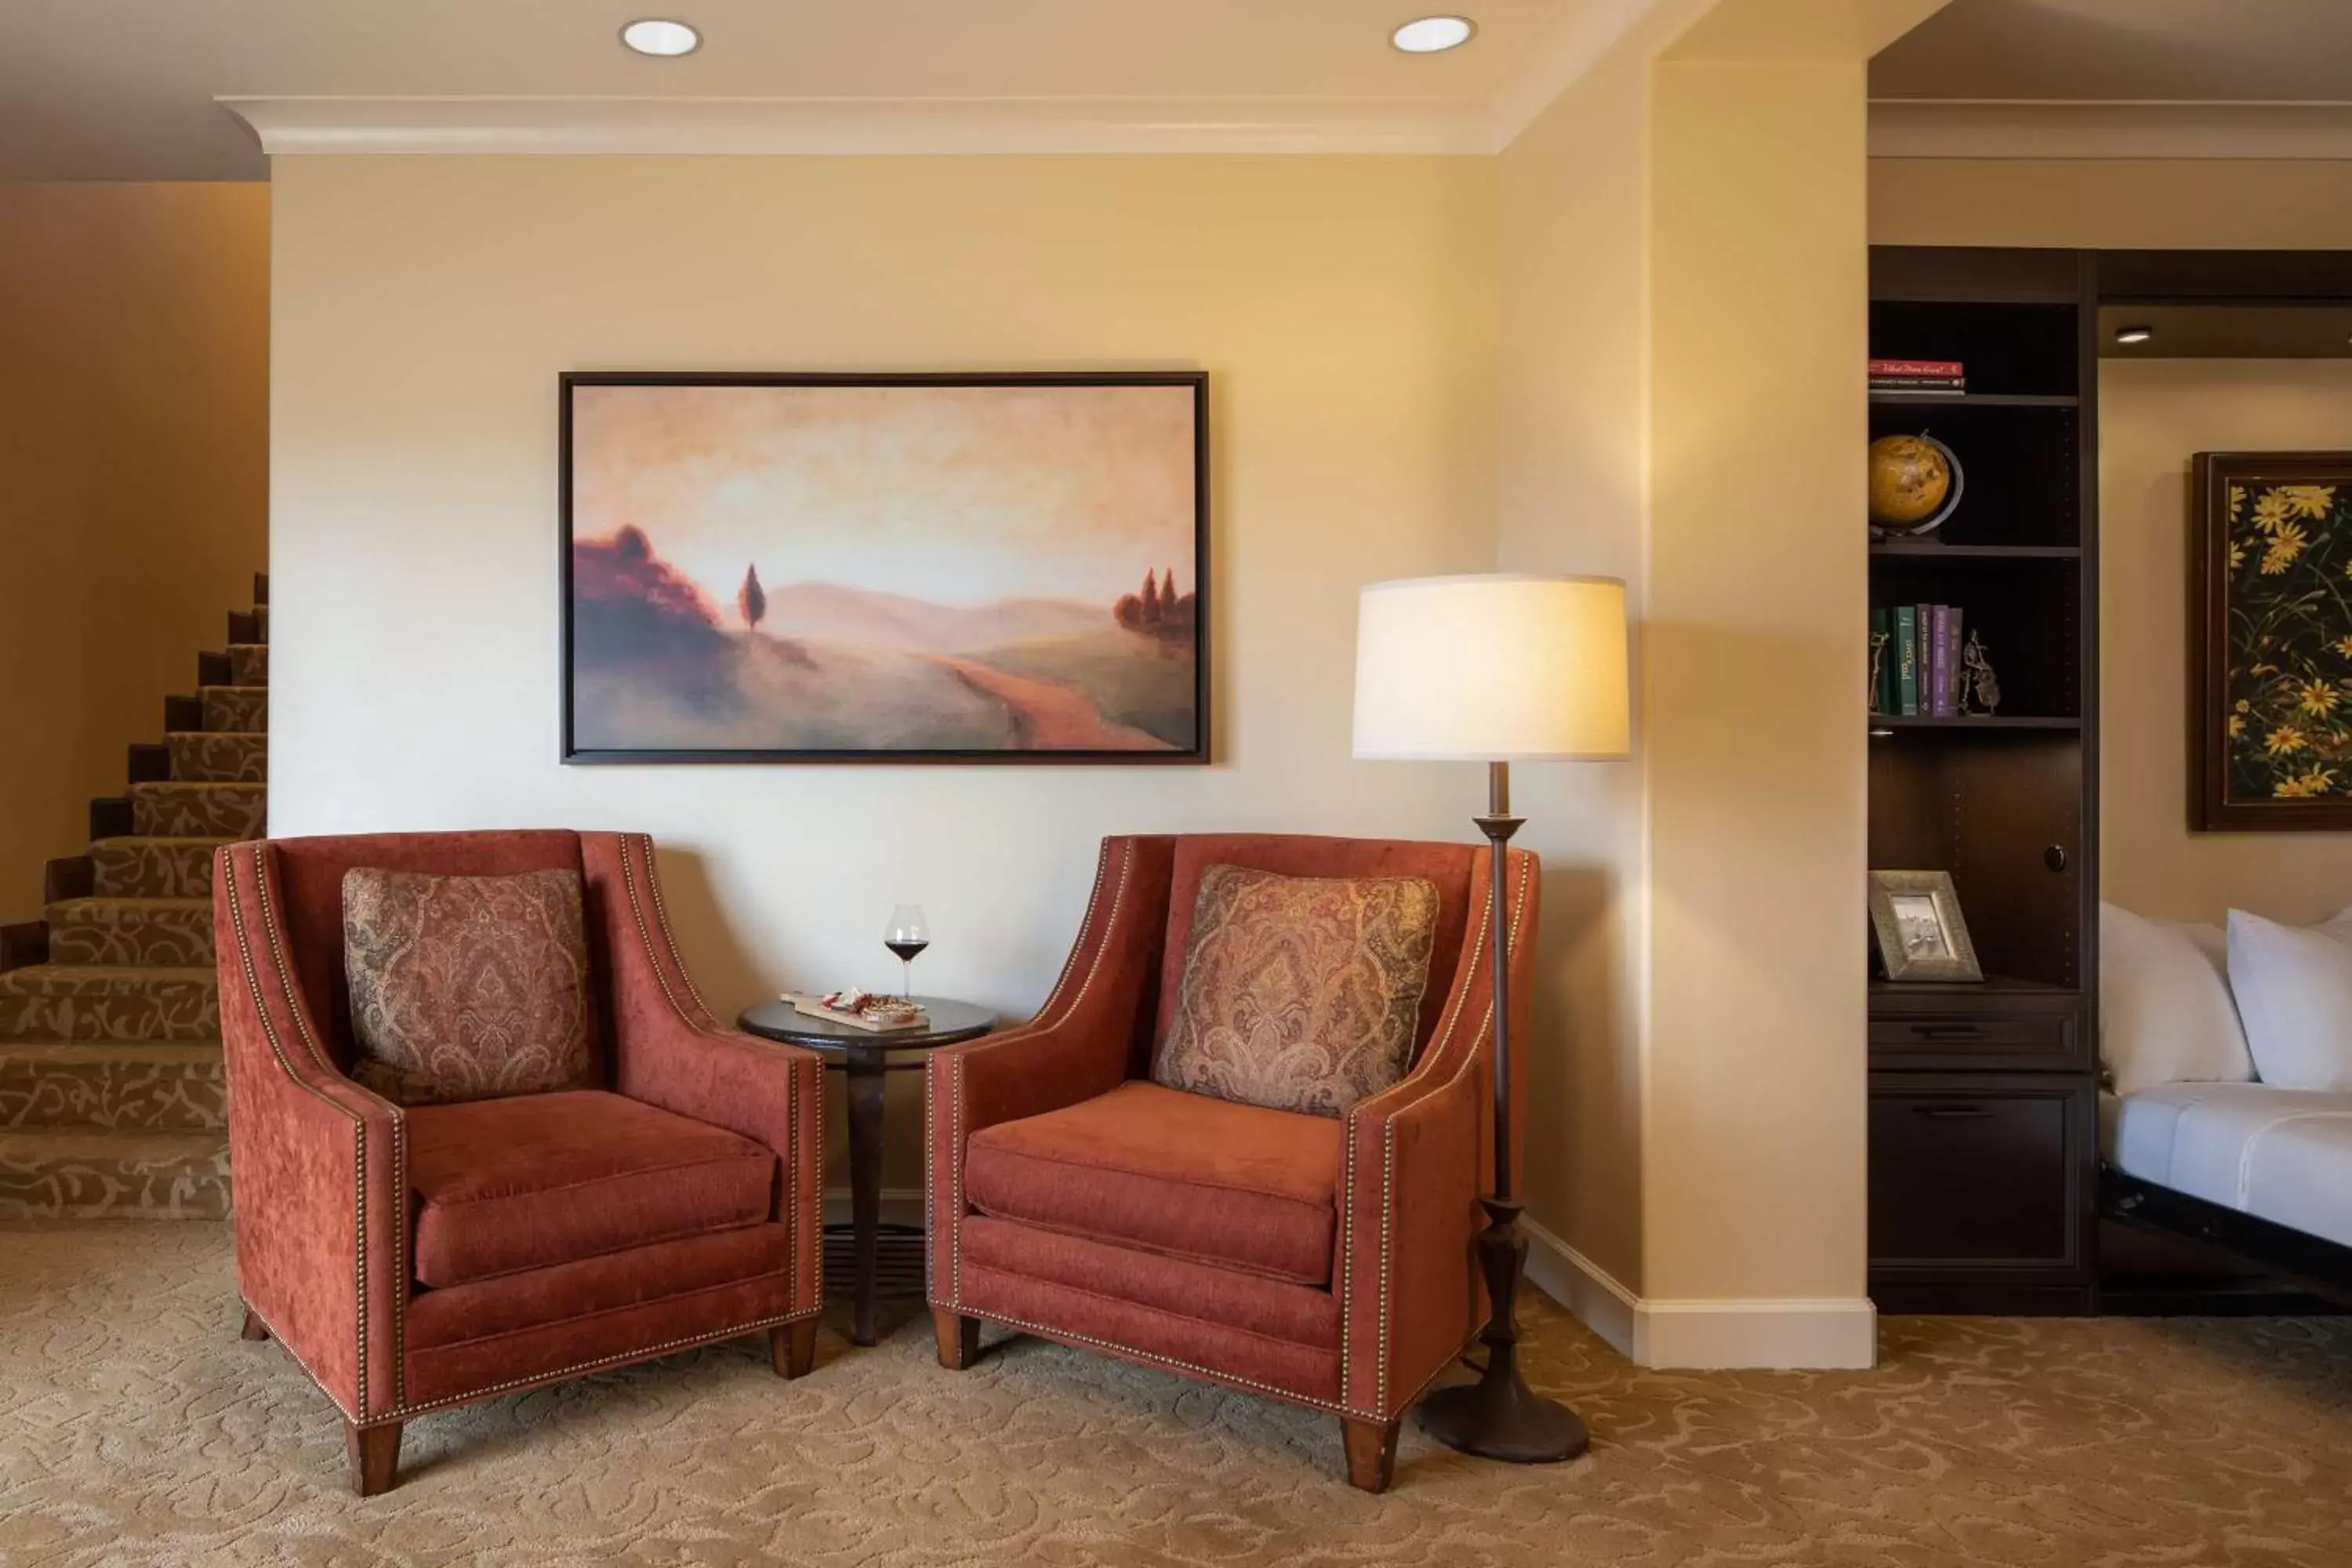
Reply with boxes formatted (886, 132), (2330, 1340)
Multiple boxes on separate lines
(738, 996), (994, 1346)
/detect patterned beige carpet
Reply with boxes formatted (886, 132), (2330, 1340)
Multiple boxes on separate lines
(4, 1224), (2350, 1566)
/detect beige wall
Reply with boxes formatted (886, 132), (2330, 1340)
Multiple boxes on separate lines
(2100, 358), (2352, 925)
(1869, 159), (2352, 252)
(0, 183), (270, 927)
(267, 154), (1497, 1188)
(1644, 55), (1872, 1313)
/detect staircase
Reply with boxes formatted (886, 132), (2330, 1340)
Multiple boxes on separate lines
(0, 576), (267, 1219)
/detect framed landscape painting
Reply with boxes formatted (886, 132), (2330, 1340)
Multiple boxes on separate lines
(2192, 451), (2352, 829)
(561, 371), (1207, 764)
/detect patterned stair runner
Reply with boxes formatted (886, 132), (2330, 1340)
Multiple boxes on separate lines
(0, 577), (263, 1220)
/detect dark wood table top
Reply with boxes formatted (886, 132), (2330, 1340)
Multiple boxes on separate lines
(737, 996), (995, 1060)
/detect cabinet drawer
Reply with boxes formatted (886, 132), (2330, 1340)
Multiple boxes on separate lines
(1869, 1002), (2085, 1072)
(1868, 1077), (2090, 1270)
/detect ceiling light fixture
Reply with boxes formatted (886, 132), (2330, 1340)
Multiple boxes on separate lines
(2114, 325), (2154, 345)
(620, 18), (701, 56)
(1391, 16), (1476, 53)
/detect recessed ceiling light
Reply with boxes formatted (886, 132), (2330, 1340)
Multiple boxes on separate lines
(1391, 16), (1476, 53)
(2114, 325), (2153, 345)
(621, 18), (700, 56)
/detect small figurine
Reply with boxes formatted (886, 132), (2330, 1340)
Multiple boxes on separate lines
(1958, 630), (2001, 715)
(1867, 629), (1891, 713)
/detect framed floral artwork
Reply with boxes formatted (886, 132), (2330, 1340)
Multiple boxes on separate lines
(2192, 452), (2352, 829)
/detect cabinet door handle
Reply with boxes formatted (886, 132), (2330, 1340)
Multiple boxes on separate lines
(1912, 1024), (1987, 1040)
(1917, 1105), (1993, 1119)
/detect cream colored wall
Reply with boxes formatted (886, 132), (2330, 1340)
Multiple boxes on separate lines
(0, 183), (270, 927)
(267, 154), (1497, 1188)
(2100, 359), (2352, 925)
(1645, 55), (1872, 1311)
(1870, 159), (2352, 251)
(1494, 0), (1685, 1308)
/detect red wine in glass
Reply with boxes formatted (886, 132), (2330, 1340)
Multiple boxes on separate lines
(884, 905), (930, 998)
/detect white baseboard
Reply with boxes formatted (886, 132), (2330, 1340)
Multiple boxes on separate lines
(1522, 1215), (1876, 1370)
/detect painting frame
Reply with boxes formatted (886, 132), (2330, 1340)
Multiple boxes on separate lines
(1867, 869), (1983, 984)
(558, 370), (1210, 765)
(2191, 451), (2352, 829)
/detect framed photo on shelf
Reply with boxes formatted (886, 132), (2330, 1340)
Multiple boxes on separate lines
(2191, 452), (2352, 829)
(560, 371), (1209, 764)
(1867, 869), (1983, 983)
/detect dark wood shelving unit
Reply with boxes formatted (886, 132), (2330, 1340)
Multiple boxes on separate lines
(1867, 246), (2100, 1316)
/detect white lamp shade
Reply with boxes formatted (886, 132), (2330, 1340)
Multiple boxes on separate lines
(1352, 574), (1630, 761)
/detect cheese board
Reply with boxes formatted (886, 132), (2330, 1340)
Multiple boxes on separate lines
(780, 990), (931, 1033)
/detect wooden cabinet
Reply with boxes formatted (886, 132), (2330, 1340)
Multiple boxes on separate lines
(1866, 247), (2101, 1316)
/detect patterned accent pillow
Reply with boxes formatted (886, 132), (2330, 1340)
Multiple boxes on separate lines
(343, 868), (597, 1106)
(1154, 864), (1441, 1118)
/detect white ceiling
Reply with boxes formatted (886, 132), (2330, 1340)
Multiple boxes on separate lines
(0, 0), (1643, 179)
(1871, 0), (2352, 102)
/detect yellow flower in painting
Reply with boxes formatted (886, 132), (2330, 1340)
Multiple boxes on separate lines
(2236, 699), (2252, 713)
(2335, 637), (2352, 659)
(2230, 483), (2248, 515)
(2261, 521), (2309, 574)
(2230, 537), (2249, 569)
(2228, 713), (2246, 739)
(2299, 681), (2340, 717)
(2281, 485), (2336, 520)
(2276, 768), (2339, 799)
(2267, 724), (2308, 756)
(2253, 488), (2293, 533)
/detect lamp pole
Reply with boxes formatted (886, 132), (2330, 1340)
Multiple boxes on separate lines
(1415, 757), (1590, 1463)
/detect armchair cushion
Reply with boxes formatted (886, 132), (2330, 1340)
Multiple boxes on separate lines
(408, 1090), (774, 1287)
(1154, 864), (1439, 1117)
(343, 866), (597, 1105)
(964, 1080), (1341, 1286)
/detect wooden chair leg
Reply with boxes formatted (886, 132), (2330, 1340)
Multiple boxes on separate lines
(770, 1319), (818, 1379)
(346, 1421), (401, 1497)
(238, 1308), (269, 1342)
(934, 1307), (982, 1370)
(1341, 1417), (1399, 1494)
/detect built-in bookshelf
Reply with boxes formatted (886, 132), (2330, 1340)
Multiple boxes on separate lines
(1865, 247), (2100, 1316)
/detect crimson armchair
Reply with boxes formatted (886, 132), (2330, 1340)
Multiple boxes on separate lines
(215, 830), (824, 1494)
(927, 833), (1535, 1492)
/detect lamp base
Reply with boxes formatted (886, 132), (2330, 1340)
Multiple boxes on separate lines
(1417, 1199), (1590, 1465)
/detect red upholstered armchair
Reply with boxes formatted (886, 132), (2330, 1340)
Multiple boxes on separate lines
(214, 830), (824, 1494)
(926, 833), (1534, 1493)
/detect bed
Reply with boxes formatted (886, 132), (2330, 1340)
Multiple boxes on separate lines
(2097, 905), (2352, 1304)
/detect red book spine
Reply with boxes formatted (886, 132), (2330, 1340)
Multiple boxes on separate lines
(1870, 358), (1964, 377)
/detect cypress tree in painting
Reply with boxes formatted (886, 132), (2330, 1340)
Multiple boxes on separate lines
(737, 564), (767, 632)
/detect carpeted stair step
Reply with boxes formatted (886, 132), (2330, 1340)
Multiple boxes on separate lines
(46, 898), (214, 967)
(0, 1128), (230, 1219)
(199, 686), (267, 733)
(93, 837), (229, 899)
(228, 643), (267, 687)
(0, 1041), (225, 1130)
(167, 731), (264, 782)
(0, 966), (218, 1043)
(129, 782), (264, 840)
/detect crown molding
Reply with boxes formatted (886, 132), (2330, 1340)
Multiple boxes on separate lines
(1485, 0), (1687, 149)
(1871, 99), (2352, 161)
(219, 93), (1499, 157)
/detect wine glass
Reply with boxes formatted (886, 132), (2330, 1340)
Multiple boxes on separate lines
(884, 906), (930, 1000)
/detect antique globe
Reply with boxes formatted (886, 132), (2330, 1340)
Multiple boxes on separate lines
(1868, 434), (1962, 535)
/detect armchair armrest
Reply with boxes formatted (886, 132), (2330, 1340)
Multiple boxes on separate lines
(927, 836), (1171, 1305)
(214, 841), (408, 1426)
(1337, 844), (1537, 1421)
(583, 833), (824, 1316)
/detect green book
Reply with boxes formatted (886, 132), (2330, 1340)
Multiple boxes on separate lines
(1895, 605), (1919, 716)
(1871, 608), (1891, 714)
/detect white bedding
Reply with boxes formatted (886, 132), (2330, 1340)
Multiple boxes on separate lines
(2105, 1082), (2352, 1250)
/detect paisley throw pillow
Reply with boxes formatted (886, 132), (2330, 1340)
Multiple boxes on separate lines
(1154, 864), (1440, 1118)
(343, 867), (597, 1106)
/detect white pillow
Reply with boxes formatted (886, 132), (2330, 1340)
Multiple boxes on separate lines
(2100, 903), (2255, 1094)
(2227, 908), (2352, 1093)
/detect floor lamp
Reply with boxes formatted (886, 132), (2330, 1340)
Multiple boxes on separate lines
(1352, 572), (1631, 1464)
